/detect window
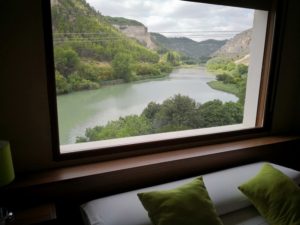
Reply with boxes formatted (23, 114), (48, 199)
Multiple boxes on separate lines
(44, 0), (277, 158)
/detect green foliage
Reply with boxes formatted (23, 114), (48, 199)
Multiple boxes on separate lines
(206, 57), (233, 73)
(142, 102), (161, 121)
(55, 71), (71, 94)
(164, 51), (181, 66)
(206, 57), (248, 104)
(54, 46), (80, 76)
(216, 74), (234, 84)
(77, 63), (100, 82)
(232, 64), (248, 77)
(68, 74), (99, 91)
(197, 100), (243, 127)
(207, 81), (240, 96)
(52, 0), (165, 94)
(151, 32), (226, 59)
(112, 53), (133, 81)
(105, 16), (143, 26)
(132, 63), (160, 76)
(151, 95), (199, 132)
(77, 95), (243, 142)
(155, 62), (173, 73)
(77, 115), (151, 142)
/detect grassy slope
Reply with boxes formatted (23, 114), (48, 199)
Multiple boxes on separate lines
(207, 80), (240, 96)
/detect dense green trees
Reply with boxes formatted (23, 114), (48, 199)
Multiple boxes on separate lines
(52, 0), (169, 94)
(76, 95), (243, 142)
(206, 57), (248, 104)
(77, 115), (151, 142)
(54, 46), (80, 76)
(112, 53), (133, 82)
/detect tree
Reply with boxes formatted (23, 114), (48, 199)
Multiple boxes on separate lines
(196, 100), (225, 127)
(216, 74), (234, 84)
(76, 115), (151, 142)
(54, 46), (80, 76)
(68, 74), (99, 91)
(196, 100), (243, 127)
(166, 51), (180, 66)
(55, 71), (71, 94)
(153, 94), (198, 132)
(112, 53), (133, 82)
(142, 102), (161, 121)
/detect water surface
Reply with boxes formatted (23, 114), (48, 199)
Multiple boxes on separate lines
(57, 67), (238, 144)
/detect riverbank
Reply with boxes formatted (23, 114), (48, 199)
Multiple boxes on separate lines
(57, 64), (204, 96)
(207, 81), (240, 96)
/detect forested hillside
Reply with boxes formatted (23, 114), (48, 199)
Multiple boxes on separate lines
(151, 33), (226, 63)
(51, 0), (171, 94)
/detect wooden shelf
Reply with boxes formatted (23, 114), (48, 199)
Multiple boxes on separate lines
(10, 203), (56, 225)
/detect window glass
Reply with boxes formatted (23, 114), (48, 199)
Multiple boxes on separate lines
(50, 0), (268, 153)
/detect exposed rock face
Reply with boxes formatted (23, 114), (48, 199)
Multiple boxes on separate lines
(114, 25), (157, 50)
(212, 29), (252, 60)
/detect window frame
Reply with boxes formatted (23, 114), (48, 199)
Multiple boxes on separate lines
(42, 0), (287, 161)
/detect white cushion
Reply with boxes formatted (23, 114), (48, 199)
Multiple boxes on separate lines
(220, 206), (268, 225)
(204, 162), (300, 215)
(81, 162), (300, 225)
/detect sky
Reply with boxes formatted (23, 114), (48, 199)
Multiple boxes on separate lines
(85, 0), (254, 42)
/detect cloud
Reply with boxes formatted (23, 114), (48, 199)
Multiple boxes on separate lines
(86, 0), (254, 41)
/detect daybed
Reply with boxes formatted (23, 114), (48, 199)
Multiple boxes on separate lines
(81, 162), (300, 225)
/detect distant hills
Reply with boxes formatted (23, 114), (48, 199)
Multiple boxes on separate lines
(52, 0), (251, 66)
(106, 15), (227, 59)
(150, 33), (227, 58)
(107, 15), (252, 62)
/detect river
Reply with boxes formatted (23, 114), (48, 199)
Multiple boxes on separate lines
(57, 67), (238, 144)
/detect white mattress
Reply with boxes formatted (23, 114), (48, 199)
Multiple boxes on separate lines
(221, 206), (267, 225)
(81, 162), (300, 225)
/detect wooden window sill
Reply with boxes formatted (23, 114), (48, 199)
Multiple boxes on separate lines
(9, 135), (300, 189)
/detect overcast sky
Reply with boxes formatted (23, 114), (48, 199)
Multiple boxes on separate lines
(86, 0), (254, 41)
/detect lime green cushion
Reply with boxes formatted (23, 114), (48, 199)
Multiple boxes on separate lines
(238, 163), (300, 225)
(137, 177), (223, 225)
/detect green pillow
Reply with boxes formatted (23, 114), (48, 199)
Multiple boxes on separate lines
(238, 163), (300, 225)
(137, 177), (223, 225)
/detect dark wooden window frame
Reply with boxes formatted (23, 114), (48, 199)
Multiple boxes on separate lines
(42, 0), (288, 161)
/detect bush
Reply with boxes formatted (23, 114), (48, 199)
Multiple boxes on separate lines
(68, 74), (100, 91)
(133, 63), (160, 76)
(54, 46), (80, 76)
(55, 72), (71, 94)
(216, 74), (234, 84)
(112, 53), (133, 81)
(77, 63), (100, 82)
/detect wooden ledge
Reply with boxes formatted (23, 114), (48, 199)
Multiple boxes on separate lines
(9, 135), (300, 189)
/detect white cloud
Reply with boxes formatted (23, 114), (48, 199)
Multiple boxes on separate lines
(86, 0), (254, 41)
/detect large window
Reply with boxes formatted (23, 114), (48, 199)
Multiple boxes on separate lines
(45, 0), (276, 157)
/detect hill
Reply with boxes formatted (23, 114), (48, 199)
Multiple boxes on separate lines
(151, 32), (226, 59)
(104, 16), (143, 26)
(212, 29), (252, 61)
(102, 16), (226, 60)
(107, 17), (157, 49)
(51, 0), (166, 94)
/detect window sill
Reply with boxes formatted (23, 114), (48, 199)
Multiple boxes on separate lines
(10, 134), (300, 190)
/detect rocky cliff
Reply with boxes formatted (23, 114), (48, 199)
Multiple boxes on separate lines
(212, 29), (252, 61)
(113, 24), (157, 50)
